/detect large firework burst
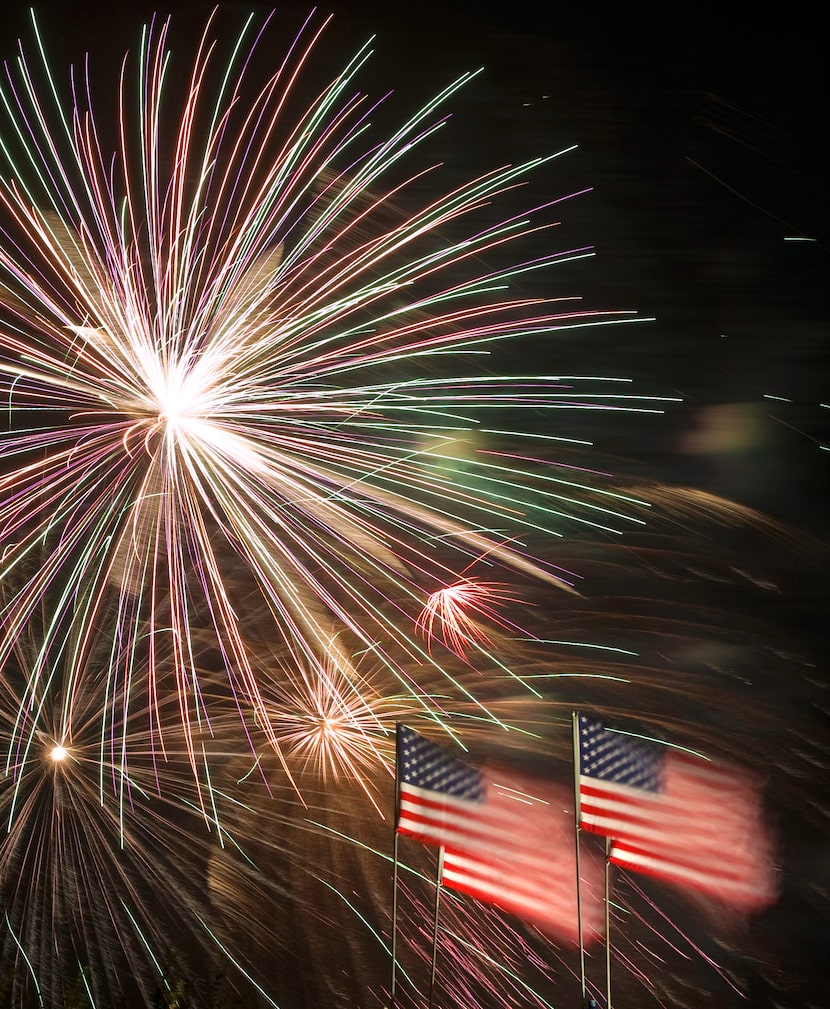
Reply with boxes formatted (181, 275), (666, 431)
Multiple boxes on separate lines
(0, 8), (665, 791)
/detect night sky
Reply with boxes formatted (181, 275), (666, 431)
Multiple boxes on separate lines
(0, 3), (827, 1008)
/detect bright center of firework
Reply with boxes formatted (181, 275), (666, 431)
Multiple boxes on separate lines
(320, 716), (339, 736)
(50, 744), (69, 762)
(157, 382), (196, 433)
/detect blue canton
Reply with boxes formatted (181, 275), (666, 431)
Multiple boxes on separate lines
(397, 724), (484, 801)
(578, 714), (663, 792)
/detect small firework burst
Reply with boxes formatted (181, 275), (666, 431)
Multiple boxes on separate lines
(416, 577), (524, 657)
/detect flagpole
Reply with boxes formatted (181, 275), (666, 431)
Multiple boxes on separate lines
(391, 724), (404, 1009)
(391, 830), (400, 1008)
(604, 836), (612, 1009)
(571, 712), (587, 1005)
(428, 846), (444, 1009)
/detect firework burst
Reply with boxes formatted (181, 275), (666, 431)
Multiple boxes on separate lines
(0, 587), (254, 1007)
(416, 576), (523, 657)
(0, 8), (664, 795)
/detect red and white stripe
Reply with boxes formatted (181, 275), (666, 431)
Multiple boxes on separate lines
(397, 781), (486, 850)
(580, 751), (777, 911)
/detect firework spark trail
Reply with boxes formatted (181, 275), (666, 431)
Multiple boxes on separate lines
(0, 590), (286, 1008)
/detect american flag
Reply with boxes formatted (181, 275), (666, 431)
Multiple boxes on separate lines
(396, 723), (604, 941)
(576, 714), (777, 911)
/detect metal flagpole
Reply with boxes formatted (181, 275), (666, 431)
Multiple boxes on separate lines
(391, 724), (404, 1009)
(571, 712), (587, 1004)
(604, 836), (612, 1009)
(391, 830), (400, 1009)
(427, 846), (445, 1009)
